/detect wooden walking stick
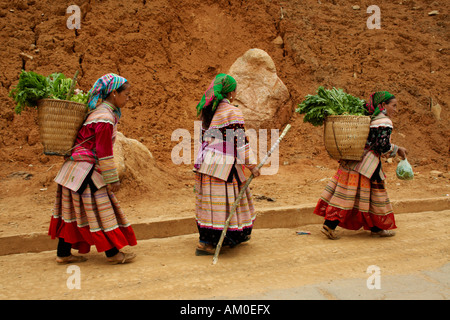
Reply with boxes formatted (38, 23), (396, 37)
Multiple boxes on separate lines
(212, 123), (292, 265)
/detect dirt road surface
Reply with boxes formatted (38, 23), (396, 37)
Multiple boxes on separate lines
(1, 209), (448, 302)
(1, 0), (449, 310)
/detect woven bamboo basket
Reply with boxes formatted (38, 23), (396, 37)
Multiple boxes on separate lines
(323, 115), (371, 161)
(37, 99), (88, 156)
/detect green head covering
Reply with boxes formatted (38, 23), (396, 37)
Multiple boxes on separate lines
(196, 73), (237, 116)
(365, 91), (395, 118)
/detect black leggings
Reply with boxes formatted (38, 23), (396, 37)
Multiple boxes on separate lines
(324, 219), (383, 233)
(57, 237), (119, 258)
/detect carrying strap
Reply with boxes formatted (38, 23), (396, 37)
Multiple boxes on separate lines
(65, 135), (95, 155)
(64, 108), (99, 155)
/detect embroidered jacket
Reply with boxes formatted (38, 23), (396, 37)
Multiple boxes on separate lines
(54, 102), (120, 192)
(194, 100), (257, 182)
(341, 114), (398, 180)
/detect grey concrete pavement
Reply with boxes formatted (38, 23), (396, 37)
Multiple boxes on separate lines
(232, 263), (450, 300)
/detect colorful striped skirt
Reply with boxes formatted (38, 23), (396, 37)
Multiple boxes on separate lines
(48, 184), (137, 254)
(314, 165), (396, 230)
(195, 172), (256, 247)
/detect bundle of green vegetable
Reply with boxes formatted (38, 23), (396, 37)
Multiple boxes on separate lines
(9, 70), (89, 114)
(295, 86), (368, 126)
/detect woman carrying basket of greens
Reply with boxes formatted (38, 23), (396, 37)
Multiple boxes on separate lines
(48, 73), (137, 264)
(314, 91), (407, 239)
(193, 73), (260, 255)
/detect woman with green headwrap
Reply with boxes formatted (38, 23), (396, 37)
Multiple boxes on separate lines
(193, 74), (260, 255)
(314, 91), (407, 240)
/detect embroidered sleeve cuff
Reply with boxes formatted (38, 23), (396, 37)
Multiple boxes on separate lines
(388, 144), (399, 158)
(98, 156), (119, 184)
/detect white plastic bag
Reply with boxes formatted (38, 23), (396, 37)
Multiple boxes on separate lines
(396, 159), (414, 180)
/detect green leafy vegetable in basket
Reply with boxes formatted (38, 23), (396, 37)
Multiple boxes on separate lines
(9, 70), (50, 114)
(47, 73), (74, 100)
(9, 70), (87, 114)
(70, 90), (90, 104)
(295, 86), (368, 126)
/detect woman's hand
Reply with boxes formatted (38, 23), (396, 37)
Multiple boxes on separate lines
(250, 167), (261, 177)
(108, 181), (121, 193)
(397, 146), (407, 160)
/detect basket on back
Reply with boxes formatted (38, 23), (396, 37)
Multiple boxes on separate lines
(37, 99), (88, 156)
(323, 115), (370, 161)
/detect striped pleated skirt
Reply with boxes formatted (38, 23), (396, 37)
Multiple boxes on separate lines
(314, 165), (396, 230)
(48, 184), (137, 254)
(195, 172), (256, 247)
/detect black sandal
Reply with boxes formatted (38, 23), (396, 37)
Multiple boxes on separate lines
(321, 225), (340, 240)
